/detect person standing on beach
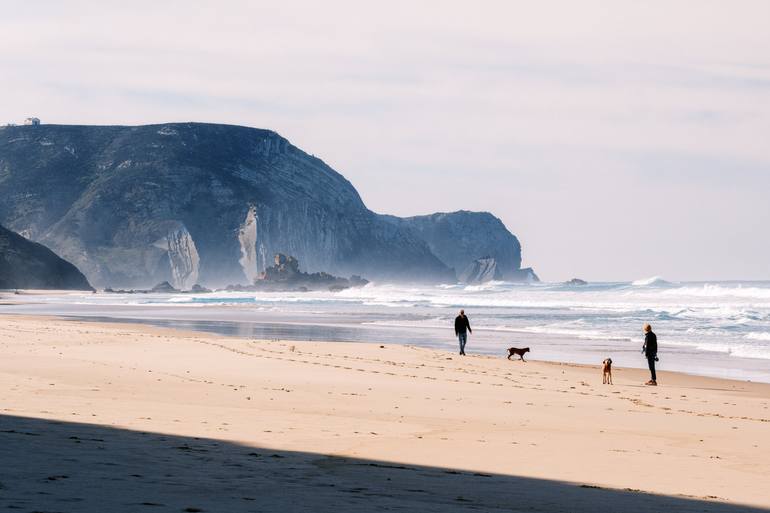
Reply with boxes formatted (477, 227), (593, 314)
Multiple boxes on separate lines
(642, 324), (658, 385)
(455, 309), (472, 356)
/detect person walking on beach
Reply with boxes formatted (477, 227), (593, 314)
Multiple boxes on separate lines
(455, 309), (472, 356)
(642, 323), (658, 385)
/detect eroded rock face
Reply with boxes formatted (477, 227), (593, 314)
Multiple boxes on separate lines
(0, 223), (93, 290)
(159, 225), (200, 289)
(459, 257), (503, 284)
(237, 206), (260, 283)
(0, 123), (531, 287)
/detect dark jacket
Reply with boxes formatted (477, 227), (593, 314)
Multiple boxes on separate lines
(643, 331), (658, 357)
(455, 315), (471, 335)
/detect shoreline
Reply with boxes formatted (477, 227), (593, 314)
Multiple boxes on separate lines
(3, 284), (770, 387)
(1, 314), (769, 511)
(0, 311), (764, 389)
(4, 311), (765, 388)
(3, 302), (770, 385)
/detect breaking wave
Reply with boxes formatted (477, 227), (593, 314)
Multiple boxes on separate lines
(632, 276), (673, 287)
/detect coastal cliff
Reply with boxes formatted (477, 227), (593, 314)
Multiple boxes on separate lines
(0, 123), (533, 288)
(382, 211), (536, 282)
(0, 223), (93, 290)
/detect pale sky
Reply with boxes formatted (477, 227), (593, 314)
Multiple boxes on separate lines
(2, 1), (769, 281)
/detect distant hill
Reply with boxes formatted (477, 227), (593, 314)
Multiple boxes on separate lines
(0, 223), (93, 290)
(0, 123), (535, 288)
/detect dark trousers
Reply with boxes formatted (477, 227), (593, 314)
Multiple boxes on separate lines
(647, 355), (657, 381)
(458, 332), (467, 354)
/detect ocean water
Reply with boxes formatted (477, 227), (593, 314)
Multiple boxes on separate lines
(4, 278), (770, 383)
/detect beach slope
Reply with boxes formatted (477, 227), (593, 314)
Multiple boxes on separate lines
(0, 315), (768, 512)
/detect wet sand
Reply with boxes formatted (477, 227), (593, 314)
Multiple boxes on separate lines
(0, 314), (768, 512)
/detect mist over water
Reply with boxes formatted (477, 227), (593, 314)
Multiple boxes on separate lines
(5, 279), (770, 383)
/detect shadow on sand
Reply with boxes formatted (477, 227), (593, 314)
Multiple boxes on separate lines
(0, 414), (765, 513)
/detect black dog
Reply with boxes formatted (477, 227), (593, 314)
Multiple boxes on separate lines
(507, 347), (530, 361)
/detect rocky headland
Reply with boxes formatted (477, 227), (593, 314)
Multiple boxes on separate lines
(0, 123), (537, 288)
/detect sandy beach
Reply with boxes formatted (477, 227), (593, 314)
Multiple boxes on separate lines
(1, 314), (768, 512)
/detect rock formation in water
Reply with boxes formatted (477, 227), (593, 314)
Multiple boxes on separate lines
(459, 256), (503, 284)
(0, 123), (535, 288)
(227, 253), (369, 292)
(0, 223), (93, 290)
(103, 281), (212, 294)
(150, 281), (179, 293)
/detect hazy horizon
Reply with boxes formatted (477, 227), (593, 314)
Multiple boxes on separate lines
(2, 1), (769, 281)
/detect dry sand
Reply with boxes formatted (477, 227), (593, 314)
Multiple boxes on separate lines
(0, 314), (768, 512)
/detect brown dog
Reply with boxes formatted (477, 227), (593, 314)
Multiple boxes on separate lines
(602, 358), (613, 384)
(507, 347), (530, 361)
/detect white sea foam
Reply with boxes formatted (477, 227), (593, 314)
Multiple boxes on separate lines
(512, 324), (633, 341)
(661, 284), (770, 300)
(632, 276), (672, 287)
(665, 338), (770, 360)
(9, 280), (770, 378)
